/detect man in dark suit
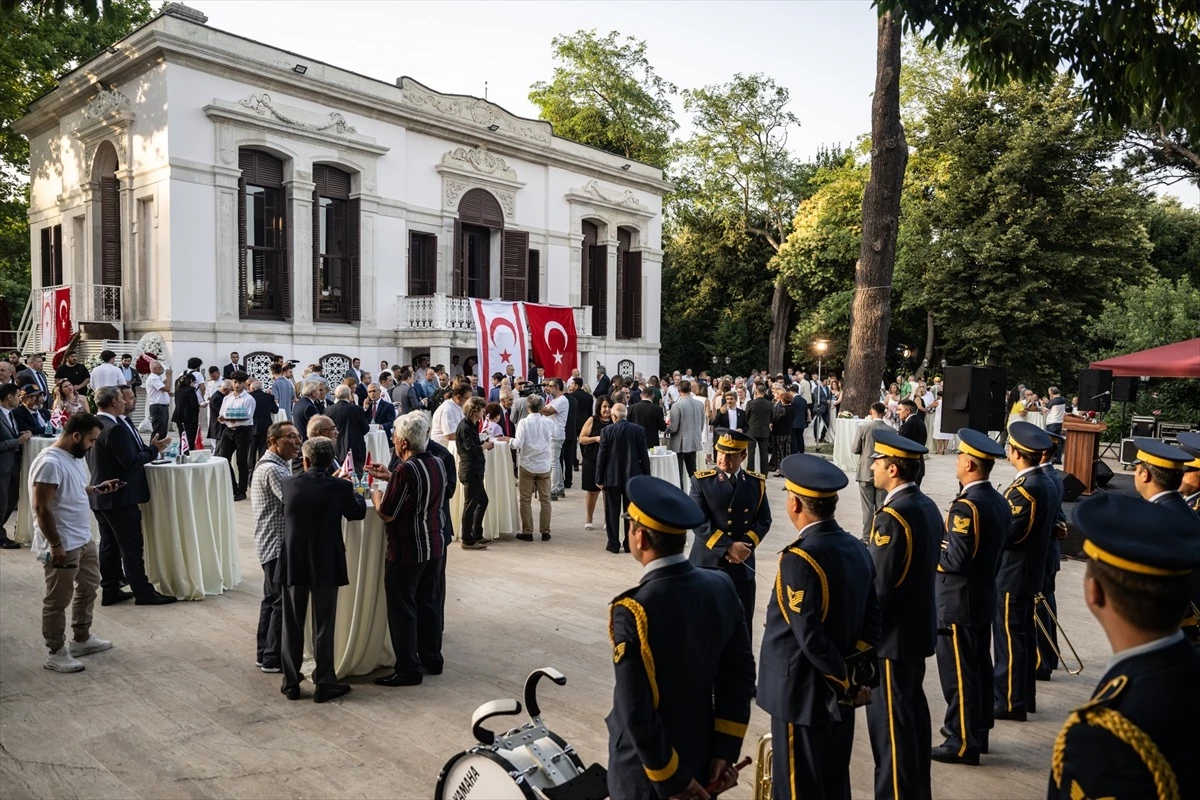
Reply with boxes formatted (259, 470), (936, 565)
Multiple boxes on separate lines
(14, 384), (52, 435)
(744, 382), (774, 475)
(595, 403), (650, 554)
(897, 399), (928, 486)
(221, 351), (241, 380)
(90, 386), (174, 606)
(292, 381), (324, 442)
(851, 402), (894, 542)
(0, 383), (31, 548)
(249, 379), (279, 466)
(628, 395), (666, 450)
(567, 377), (592, 467)
(560, 384), (579, 490)
(280, 436), (366, 702)
(328, 385), (368, 470)
(790, 387), (810, 455)
(709, 390), (746, 461)
(593, 365), (611, 415)
(16, 353), (49, 398)
(606, 475), (755, 799)
(344, 357), (364, 384)
(365, 383), (396, 444)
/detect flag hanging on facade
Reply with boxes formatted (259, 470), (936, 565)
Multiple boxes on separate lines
(524, 303), (578, 380)
(473, 300), (528, 381)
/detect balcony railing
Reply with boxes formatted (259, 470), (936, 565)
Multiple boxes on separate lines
(397, 294), (593, 338)
(41, 283), (122, 323)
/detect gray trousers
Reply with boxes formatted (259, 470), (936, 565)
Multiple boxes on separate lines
(149, 403), (169, 441)
(859, 480), (886, 542)
(281, 584), (339, 691)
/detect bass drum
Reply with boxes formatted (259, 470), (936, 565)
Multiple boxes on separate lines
(435, 749), (534, 800)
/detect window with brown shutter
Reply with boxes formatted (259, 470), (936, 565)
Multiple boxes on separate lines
(100, 176), (122, 316)
(591, 244), (607, 337)
(238, 149), (288, 320)
(527, 249), (540, 303)
(408, 232), (437, 296)
(40, 226), (63, 286)
(627, 250), (642, 339)
(312, 164), (356, 323)
(501, 230), (529, 301)
(453, 219), (464, 297)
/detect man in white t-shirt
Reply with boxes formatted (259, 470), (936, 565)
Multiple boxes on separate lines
(144, 360), (171, 441)
(541, 378), (571, 499)
(88, 350), (128, 392)
(30, 412), (122, 673)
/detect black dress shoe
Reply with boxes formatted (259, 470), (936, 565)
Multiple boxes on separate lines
(421, 661), (444, 676)
(135, 591), (178, 606)
(605, 544), (620, 554)
(1035, 670), (1052, 682)
(0, 538), (21, 549)
(993, 707), (1027, 722)
(233, 493), (247, 502)
(541, 532), (551, 541)
(980, 736), (989, 755)
(931, 743), (980, 765)
(516, 533), (534, 542)
(374, 671), (422, 687)
(281, 685), (301, 701)
(314, 683), (351, 703)
(101, 589), (134, 606)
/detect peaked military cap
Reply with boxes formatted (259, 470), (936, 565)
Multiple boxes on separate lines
(1076, 493), (1200, 576)
(20, 383), (44, 397)
(1007, 420), (1052, 454)
(780, 453), (848, 498)
(1176, 431), (1200, 471)
(957, 428), (1005, 460)
(625, 475), (705, 535)
(714, 427), (751, 453)
(1133, 437), (1191, 471)
(870, 428), (927, 459)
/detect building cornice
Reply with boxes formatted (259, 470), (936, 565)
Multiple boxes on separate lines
(203, 98), (390, 158)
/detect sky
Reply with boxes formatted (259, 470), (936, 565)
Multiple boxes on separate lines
(186, 0), (1195, 206)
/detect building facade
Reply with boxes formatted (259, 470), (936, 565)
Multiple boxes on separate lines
(14, 3), (666, 384)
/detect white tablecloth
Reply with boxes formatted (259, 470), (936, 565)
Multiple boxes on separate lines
(832, 418), (869, 472)
(648, 451), (691, 494)
(448, 439), (520, 539)
(15, 437), (101, 545)
(272, 409), (290, 424)
(141, 457), (240, 600)
(366, 429), (391, 465)
(306, 508), (395, 678)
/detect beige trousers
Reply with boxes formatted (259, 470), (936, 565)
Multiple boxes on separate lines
(518, 467), (551, 535)
(42, 539), (100, 651)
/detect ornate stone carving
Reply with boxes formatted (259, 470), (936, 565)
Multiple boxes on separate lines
(498, 192), (515, 218)
(83, 137), (128, 172)
(399, 78), (551, 145)
(82, 89), (131, 121)
(238, 93), (357, 134)
(581, 180), (644, 209)
(443, 179), (515, 221)
(444, 179), (469, 209)
(442, 147), (517, 179)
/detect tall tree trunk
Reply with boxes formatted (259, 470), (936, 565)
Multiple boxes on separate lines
(768, 277), (794, 376)
(915, 310), (935, 379)
(843, 11), (907, 416)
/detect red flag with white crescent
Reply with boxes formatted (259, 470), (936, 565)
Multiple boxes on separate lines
(524, 303), (578, 380)
(473, 300), (528, 381)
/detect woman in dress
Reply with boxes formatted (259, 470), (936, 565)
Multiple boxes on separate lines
(578, 397), (612, 531)
(52, 378), (86, 421)
(930, 383), (954, 454)
(885, 383), (903, 429)
(769, 388), (794, 475)
(1007, 388), (1027, 429)
(172, 372), (201, 450)
(830, 379), (843, 417)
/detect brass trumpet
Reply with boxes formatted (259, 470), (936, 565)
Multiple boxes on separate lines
(753, 734), (773, 800)
(1033, 592), (1084, 675)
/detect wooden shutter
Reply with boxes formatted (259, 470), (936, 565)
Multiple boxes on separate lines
(238, 176), (247, 316)
(628, 251), (642, 338)
(53, 225), (62, 284)
(501, 230), (529, 301)
(527, 249), (540, 303)
(407, 232), (421, 296)
(311, 187), (321, 319)
(580, 241), (590, 310)
(616, 249), (625, 338)
(346, 197), (361, 321)
(593, 244), (607, 336)
(423, 233), (437, 294)
(100, 175), (122, 288)
(453, 219), (464, 297)
(40, 228), (52, 286)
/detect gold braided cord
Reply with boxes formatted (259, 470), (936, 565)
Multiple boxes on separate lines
(1051, 711), (1080, 787)
(1050, 707), (1179, 800)
(787, 547), (829, 622)
(774, 558), (791, 624)
(610, 598), (660, 708)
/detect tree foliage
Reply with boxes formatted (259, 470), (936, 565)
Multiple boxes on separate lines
(1142, 198), (1200, 284)
(528, 30), (676, 169)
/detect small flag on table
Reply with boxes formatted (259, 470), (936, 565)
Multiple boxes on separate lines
(179, 432), (190, 457)
(363, 452), (374, 486)
(343, 449), (355, 478)
(194, 428), (205, 453)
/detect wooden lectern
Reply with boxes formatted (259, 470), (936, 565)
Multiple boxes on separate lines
(1063, 416), (1108, 496)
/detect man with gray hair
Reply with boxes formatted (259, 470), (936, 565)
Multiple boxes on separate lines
(595, 403), (651, 553)
(251, 421), (301, 673)
(279, 436), (365, 702)
(511, 394), (554, 542)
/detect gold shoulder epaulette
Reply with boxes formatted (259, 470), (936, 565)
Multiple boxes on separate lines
(1010, 476), (1025, 488)
(694, 470), (717, 479)
(746, 470), (766, 481)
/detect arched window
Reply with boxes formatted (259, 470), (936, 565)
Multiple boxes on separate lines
(616, 227), (642, 340)
(319, 353), (352, 381)
(454, 188), (504, 298)
(238, 149), (289, 320)
(618, 359), (635, 379)
(313, 165), (360, 322)
(581, 220), (606, 336)
(93, 141), (122, 316)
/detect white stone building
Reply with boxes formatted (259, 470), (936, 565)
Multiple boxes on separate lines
(14, 3), (666, 385)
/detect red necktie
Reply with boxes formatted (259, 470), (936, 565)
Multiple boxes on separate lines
(371, 402), (377, 420)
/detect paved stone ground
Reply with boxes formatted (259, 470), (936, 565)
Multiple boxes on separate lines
(0, 451), (1121, 799)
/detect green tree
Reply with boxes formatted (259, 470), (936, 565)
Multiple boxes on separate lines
(0, 0), (154, 314)
(674, 73), (807, 374)
(1092, 275), (1200, 358)
(901, 76), (1152, 388)
(528, 30), (676, 168)
(1143, 198), (1200, 284)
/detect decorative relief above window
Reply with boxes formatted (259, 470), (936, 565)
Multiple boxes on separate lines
(82, 89), (131, 121)
(74, 89), (134, 172)
(437, 146), (522, 222)
(238, 93), (357, 135)
(398, 77), (552, 145)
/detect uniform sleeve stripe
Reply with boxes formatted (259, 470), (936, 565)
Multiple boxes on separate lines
(881, 507), (914, 587)
(774, 562), (791, 624)
(706, 530), (725, 550)
(643, 748), (679, 782)
(713, 718), (748, 738)
(745, 530), (761, 547)
(610, 598), (660, 708)
(787, 547), (829, 622)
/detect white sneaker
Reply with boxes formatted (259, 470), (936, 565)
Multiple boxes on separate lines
(584, 523), (595, 530)
(68, 635), (113, 657)
(44, 648), (85, 673)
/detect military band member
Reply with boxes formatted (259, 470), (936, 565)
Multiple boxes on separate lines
(1048, 493), (1200, 800)
(758, 454), (880, 799)
(1131, 436), (1199, 518)
(1034, 431), (1067, 682)
(865, 429), (943, 800)
(689, 428), (772, 633)
(994, 421), (1056, 721)
(607, 475), (756, 800)
(932, 429), (1009, 766)
(1177, 432), (1200, 514)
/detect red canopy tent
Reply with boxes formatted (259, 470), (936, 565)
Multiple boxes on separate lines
(1089, 338), (1200, 378)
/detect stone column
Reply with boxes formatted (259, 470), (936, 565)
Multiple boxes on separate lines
(212, 166), (241, 324)
(286, 174), (316, 328)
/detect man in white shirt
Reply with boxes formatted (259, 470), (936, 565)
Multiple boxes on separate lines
(510, 394), (555, 541)
(88, 350), (128, 392)
(541, 378), (570, 499)
(430, 384), (469, 446)
(30, 412), (121, 673)
(144, 360), (171, 441)
(215, 371), (256, 501)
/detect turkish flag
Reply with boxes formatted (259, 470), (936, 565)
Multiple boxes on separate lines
(53, 287), (72, 353)
(472, 300), (528, 381)
(525, 303), (578, 380)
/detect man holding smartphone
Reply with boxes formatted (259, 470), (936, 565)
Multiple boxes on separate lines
(30, 413), (123, 673)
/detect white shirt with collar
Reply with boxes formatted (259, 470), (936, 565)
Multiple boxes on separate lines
(883, 481), (917, 507)
(1148, 490), (1182, 504)
(1014, 464), (1042, 480)
(90, 361), (127, 391)
(1105, 630), (1184, 673)
(959, 479), (990, 494)
(641, 552), (688, 580)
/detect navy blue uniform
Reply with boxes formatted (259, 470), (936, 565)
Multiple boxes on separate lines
(757, 520), (880, 800)
(606, 559), (756, 799)
(994, 467), (1058, 715)
(866, 484), (942, 800)
(935, 479), (1009, 757)
(1034, 463), (1067, 678)
(688, 468), (772, 632)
